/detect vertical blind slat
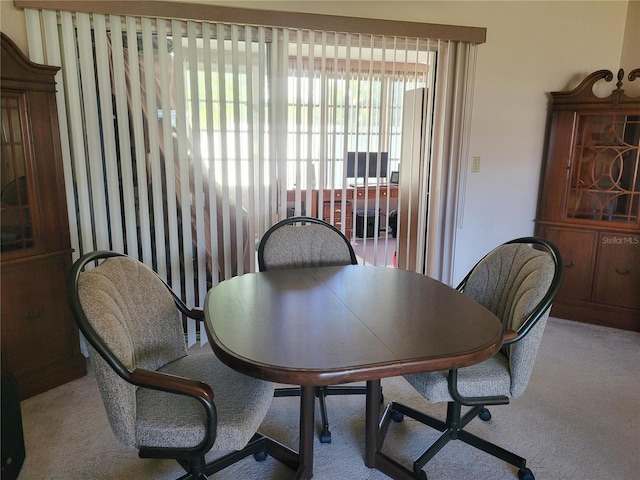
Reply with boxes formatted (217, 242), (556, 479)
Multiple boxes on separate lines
(216, 23), (232, 280)
(186, 21), (207, 322)
(304, 31), (314, 214)
(109, 15), (139, 260)
(327, 32), (338, 227)
(170, 19), (197, 342)
(201, 22), (220, 290)
(141, 17), (166, 277)
(412, 38), (427, 273)
(95, 14), (125, 253)
(24, 9), (43, 65)
(125, 15), (153, 263)
(269, 28), (281, 227)
(59, 12), (94, 255)
(77, 13), (110, 251)
(256, 27), (267, 236)
(244, 25), (256, 274)
(230, 24), (245, 277)
(24, 8), (44, 63)
(293, 29), (302, 217)
(156, 19), (182, 294)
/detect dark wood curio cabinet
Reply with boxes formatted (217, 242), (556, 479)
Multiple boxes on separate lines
(536, 68), (640, 331)
(1, 33), (86, 398)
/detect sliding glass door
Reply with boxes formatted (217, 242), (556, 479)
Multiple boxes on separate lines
(24, 5), (479, 344)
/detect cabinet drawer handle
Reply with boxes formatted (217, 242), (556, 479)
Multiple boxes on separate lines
(25, 309), (44, 320)
(615, 267), (631, 275)
(565, 261), (575, 268)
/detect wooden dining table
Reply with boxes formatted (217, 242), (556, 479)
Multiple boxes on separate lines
(204, 265), (503, 479)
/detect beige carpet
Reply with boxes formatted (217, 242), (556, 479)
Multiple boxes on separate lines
(17, 317), (640, 480)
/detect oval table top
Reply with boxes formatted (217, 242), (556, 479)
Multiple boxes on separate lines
(204, 265), (503, 386)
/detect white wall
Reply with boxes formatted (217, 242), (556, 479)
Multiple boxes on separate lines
(444, 1), (633, 281)
(2, 1), (635, 282)
(621, 0), (640, 71)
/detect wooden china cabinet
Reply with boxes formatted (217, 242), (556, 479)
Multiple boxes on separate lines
(1, 33), (86, 398)
(536, 68), (640, 331)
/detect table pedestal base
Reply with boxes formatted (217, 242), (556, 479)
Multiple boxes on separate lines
(296, 385), (316, 479)
(365, 379), (422, 479)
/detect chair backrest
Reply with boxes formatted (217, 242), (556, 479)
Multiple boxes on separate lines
(457, 237), (563, 397)
(258, 216), (357, 271)
(69, 252), (187, 446)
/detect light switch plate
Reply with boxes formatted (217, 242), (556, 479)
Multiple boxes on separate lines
(471, 156), (481, 173)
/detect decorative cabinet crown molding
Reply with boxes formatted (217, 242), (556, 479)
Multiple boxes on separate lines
(551, 68), (640, 109)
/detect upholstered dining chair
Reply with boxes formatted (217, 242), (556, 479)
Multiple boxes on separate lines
(379, 237), (563, 480)
(67, 251), (295, 480)
(258, 215), (358, 271)
(258, 216), (364, 443)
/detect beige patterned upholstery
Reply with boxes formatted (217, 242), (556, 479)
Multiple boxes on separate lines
(258, 216), (357, 271)
(69, 252), (283, 479)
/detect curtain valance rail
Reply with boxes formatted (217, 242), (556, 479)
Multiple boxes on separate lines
(14, 0), (486, 44)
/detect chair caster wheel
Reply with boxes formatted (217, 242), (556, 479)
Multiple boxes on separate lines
(518, 467), (534, 480)
(479, 408), (491, 421)
(253, 450), (268, 461)
(320, 429), (332, 444)
(391, 410), (404, 422)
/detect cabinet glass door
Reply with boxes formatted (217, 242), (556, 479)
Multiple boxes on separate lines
(1, 94), (36, 253)
(567, 114), (640, 224)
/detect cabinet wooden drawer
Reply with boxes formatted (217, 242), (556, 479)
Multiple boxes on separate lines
(353, 186), (398, 200)
(356, 188), (388, 199)
(322, 203), (352, 217)
(322, 189), (353, 201)
(544, 227), (597, 302)
(594, 234), (640, 309)
(1, 254), (85, 397)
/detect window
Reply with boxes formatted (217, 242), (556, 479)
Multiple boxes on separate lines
(283, 40), (433, 189)
(184, 33), (270, 188)
(180, 30), (433, 190)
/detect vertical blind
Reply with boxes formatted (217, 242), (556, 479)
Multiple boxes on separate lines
(24, 7), (477, 343)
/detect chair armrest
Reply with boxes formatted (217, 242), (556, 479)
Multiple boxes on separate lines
(186, 308), (205, 321)
(174, 304), (204, 321)
(447, 369), (509, 407)
(502, 330), (518, 342)
(130, 368), (214, 403)
(131, 368), (217, 458)
(163, 284), (205, 321)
